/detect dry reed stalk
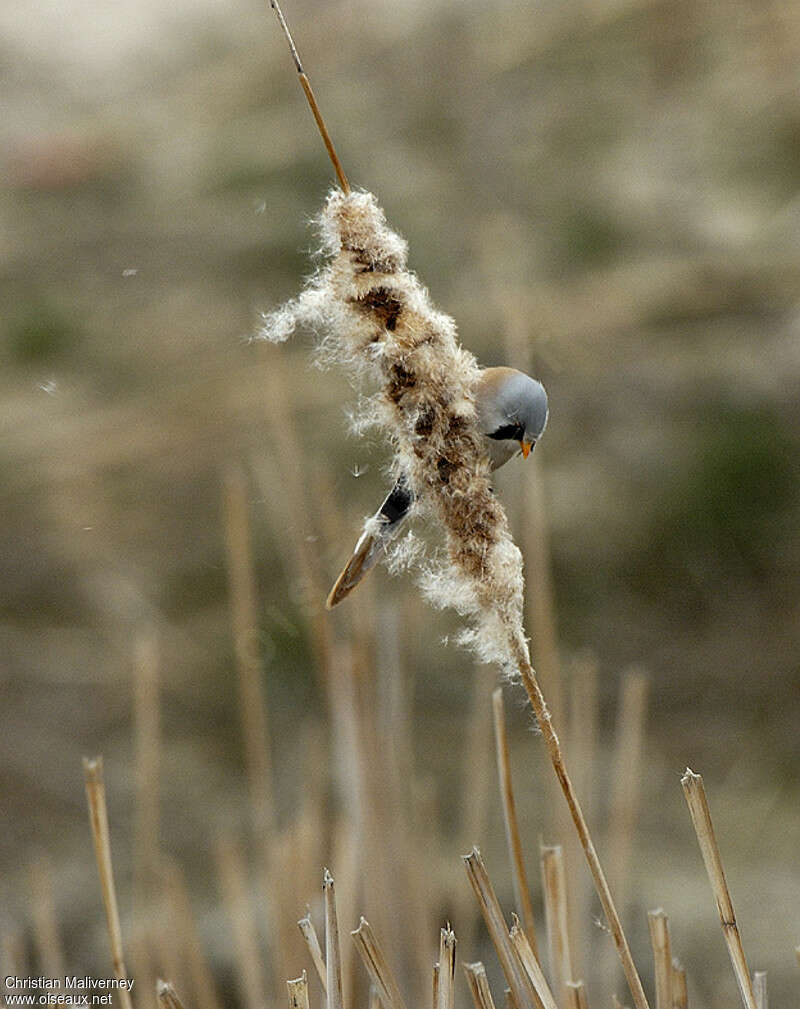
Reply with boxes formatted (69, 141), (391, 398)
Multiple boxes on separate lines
(646, 911), (672, 1009)
(492, 689), (538, 952)
(222, 465), (275, 844)
(436, 928), (457, 1009)
(299, 913), (328, 991)
(540, 844), (574, 1008)
(324, 870), (345, 1009)
(268, 0), (349, 193)
(351, 917), (407, 1009)
(131, 628), (161, 1002)
(505, 639), (649, 1009)
(369, 985), (381, 1009)
(508, 915), (558, 1009)
(752, 972), (767, 1009)
(463, 848), (539, 1009)
(215, 836), (267, 1009)
(432, 963), (440, 1009)
(254, 355), (332, 680)
(565, 981), (588, 1009)
(288, 972), (310, 1009)
(606, 671), (649, 910)
(454, 665), (496, 960)
(133, 629), (161, 890)
(157, 981), (188, 1009)
(680, 769), (756, 1009)
(162, 859), (223, 1009)
(568, 653), (599, 972)
(463, 963), (496, 1009)
(1, 927), (28, 981)
(261, 91), (648, 1009)
(670, 960), (687, 1009)
(28, 853), (66, 983)
(82, 757), (134, 1009)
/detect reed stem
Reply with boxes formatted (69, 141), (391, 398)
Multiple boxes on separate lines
(505, 633), (650, 1009)
(681, 769), (756, 1009)
(82, 757), (134, 1009)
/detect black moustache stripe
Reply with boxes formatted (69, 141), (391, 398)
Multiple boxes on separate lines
(488, 422), (525, 442)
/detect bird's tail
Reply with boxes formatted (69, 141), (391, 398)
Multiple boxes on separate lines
(325, 525), (385, 609)
(326, 478), (413, 609)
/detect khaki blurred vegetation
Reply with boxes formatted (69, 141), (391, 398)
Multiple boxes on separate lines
(2, 0), (799, 1007)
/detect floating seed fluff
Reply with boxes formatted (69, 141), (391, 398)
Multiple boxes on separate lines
(261, 190), (527, 667)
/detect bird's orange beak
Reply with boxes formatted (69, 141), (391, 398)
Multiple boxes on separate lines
(520, 440), (532, 459)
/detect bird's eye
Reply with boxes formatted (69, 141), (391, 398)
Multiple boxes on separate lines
(488, 422), (525, 442)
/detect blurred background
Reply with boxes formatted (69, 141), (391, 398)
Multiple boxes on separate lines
(2, 0), (799, 1007)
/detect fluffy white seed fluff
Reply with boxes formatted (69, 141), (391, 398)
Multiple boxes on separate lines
(260, 189), (528, 667)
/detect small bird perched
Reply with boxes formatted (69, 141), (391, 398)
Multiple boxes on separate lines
(326, 366), (548, 608)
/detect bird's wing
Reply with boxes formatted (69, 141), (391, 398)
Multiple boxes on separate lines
(326, 478), (414, 608)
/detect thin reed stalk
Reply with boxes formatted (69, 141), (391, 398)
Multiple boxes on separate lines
(29, 853), (66, 983)
(432, 963), (440, 1009)
(607, 671), (649, 913)
(157, 981), (188, 1009)
(752, 972), (767, 1009)
(462, 848), (538, 1009)
(436, 928), (456, 1009)
(324, 870), (345, 1009)
(681, 769), (757, 1009)
(215, 836), (267, 1009)
(565, 981), (588, 1009)
(509, 915), (557, 1009)
(162, 859), (223, 1009)
(646, 910), (672, 1009)
(351, 918), (407, 1009)
(540, 844), (574, 1008)
(507, 633), (650, 1009)
(222, 466), (275, 842)
(463, 963), (496, 1009)
(299, 913), (328, 991)
(670, 961), (687, 1009)
(493, 688), (538, 953)
(82, 757), (134, 1009)
(288, 972), (310, 1009)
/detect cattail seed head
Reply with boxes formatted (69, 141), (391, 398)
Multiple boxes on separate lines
(260, 189), (526, 666)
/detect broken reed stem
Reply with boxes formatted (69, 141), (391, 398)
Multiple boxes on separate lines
(509, 915), (558, 1009)
(463, 963), (497, 1009)
(432, 963), (440, 1009)
(222, 465), (275, 843)
(288, 971), (310, 1009)
(564, 982), (588, 1009)
(646, 910), (672, 1009)
(157, 981), (188, 1009)
(436, 928), (456, 1009)
(680, 769), (757, 1009)
(82, 758), (134, 1009)
(670, 961), (687, 1009)
(506, 634), (650, 1009)
(463, 848), (539, 1009)
(268, 0), (350, 193)
(299, 913), (328, 992)
(351, 918), (407, 1009)
(492, 688), (538, 953)
(324, 870), (345, 1009)
(752, 971), (767, 1009)
(540, 844), (574, 1009)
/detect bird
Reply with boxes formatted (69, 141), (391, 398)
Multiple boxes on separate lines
(326, 366), (548, 608)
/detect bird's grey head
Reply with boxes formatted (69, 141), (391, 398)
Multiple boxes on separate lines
(484, 371), (548, 457)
